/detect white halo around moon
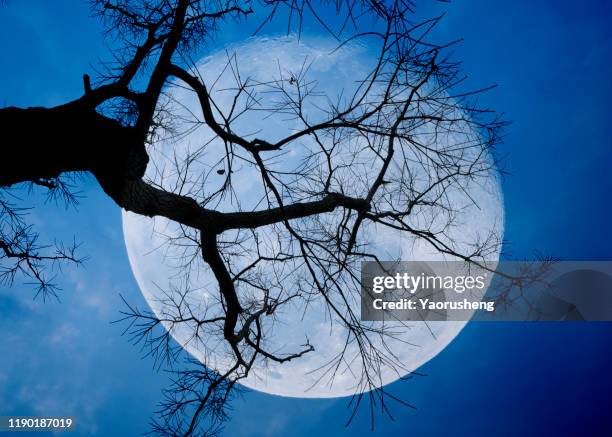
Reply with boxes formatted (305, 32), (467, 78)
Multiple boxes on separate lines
(122, 36), (504, 398)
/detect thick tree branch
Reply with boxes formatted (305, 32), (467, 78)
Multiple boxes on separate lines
(99, 177), (369, 233)
(0, 102), (147, 187)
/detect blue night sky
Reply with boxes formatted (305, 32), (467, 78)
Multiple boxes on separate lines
(1, 1), (611, 436)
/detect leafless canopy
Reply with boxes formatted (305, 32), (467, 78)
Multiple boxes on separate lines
(0, 1), (511, 435)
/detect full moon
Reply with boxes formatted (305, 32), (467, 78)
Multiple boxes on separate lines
(122, 36), (504, 398)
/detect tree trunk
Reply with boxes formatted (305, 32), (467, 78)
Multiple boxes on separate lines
(0, 101), (147, 190)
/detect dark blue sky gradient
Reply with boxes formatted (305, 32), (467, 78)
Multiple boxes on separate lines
(1, 1), (611, 435)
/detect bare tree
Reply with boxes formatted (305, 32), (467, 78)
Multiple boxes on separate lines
(1, 1), (512, 435)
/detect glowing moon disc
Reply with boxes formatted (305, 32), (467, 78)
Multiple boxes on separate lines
(122, 36), (504, 398)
